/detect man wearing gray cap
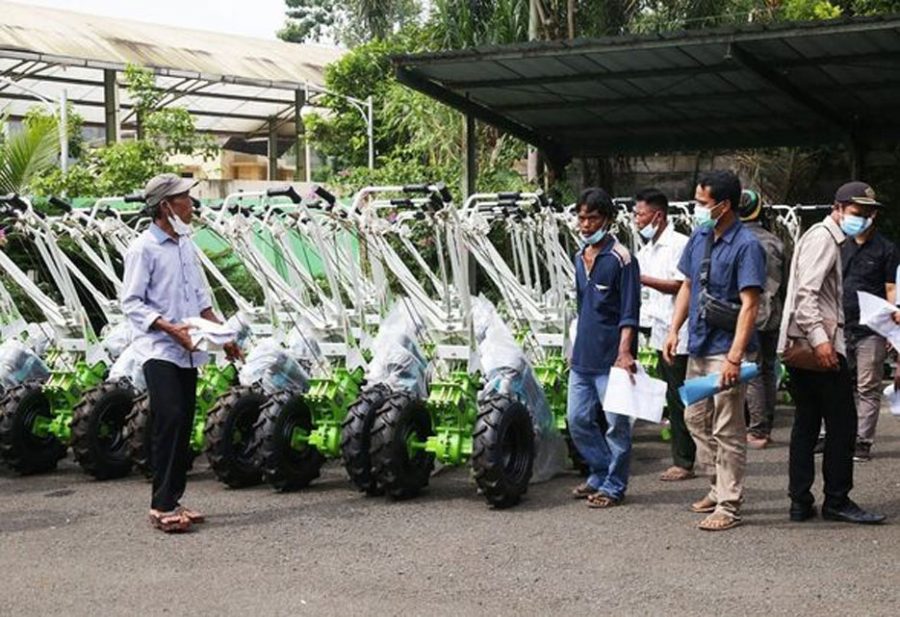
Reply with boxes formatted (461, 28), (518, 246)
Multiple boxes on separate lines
(121, 173), (241, 533)
(778, 181), (885, 525)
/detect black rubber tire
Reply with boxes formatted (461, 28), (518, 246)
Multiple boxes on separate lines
(204, 385), (267, 488)
(124, 394), (199, 478)
(0, 382), (67, 474)
(369, 391), (434, 500)
(340, 383), (391, 495)
(124, 394), (153, 477)
(471, 393), (535, 509)
(71, 382), (135, 480)
(249, 391), (324, 491)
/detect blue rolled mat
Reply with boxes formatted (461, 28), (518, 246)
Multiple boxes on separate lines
(678, 362), (760, 406)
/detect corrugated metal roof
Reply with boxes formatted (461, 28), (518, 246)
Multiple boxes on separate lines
(393, 15), (900, 166)
(0, 1), (342, 85)
(0, 1), (344, 137)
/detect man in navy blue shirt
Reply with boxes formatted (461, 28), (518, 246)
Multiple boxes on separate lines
(568, 188), (641, 509)
(663, 170), (765, 531)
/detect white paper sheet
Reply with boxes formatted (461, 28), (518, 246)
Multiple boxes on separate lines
(602, 365), (667, 423)
(183, 317), (239, 351)
(858, 291), (900, 349)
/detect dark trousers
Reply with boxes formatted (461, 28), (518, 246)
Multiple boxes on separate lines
(657, 351), (695, 470)
(746, 329), (779, 437)
(143, 359), (198, 512)
(787, 358), (855, 509)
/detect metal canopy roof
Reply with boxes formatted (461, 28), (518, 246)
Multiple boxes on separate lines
(393, 15), (900, 167)
(0, 1), (343, 138)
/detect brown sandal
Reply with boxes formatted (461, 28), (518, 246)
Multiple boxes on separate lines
(571, 482), (595, 499)
(690, 496), (717, 513)
(149, 510), (191, 533)
(586, 492), (621, 509)
(176, 506), (205, 524)
(698, 512), (742, 531)
(659, 466), (695, 482)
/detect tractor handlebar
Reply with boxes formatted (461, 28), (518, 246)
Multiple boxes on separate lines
(266, 185), (302, 204)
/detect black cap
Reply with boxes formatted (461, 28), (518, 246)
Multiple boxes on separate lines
(835, 181), (881, 207)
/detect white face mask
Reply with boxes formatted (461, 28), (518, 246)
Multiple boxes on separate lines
(165, 204), (193, 236)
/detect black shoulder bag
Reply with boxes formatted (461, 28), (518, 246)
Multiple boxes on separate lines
(698, 232), (742, 331)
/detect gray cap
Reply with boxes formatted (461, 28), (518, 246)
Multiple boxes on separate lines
(144, 173), (198, 207)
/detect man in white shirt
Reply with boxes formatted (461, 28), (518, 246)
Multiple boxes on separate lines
(634, 188), (695, 481)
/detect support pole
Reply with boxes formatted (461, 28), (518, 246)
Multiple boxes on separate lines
(58, 89), (68, 173)
(103, 69), (118, 145)
(462, 112), (477, 199)
(367, 95), (374, 169)
(267, 116), (278, 181)
(462, 112), (477, 294)
(294, 88), (306, 182)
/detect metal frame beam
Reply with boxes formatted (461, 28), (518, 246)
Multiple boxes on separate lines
(395, 66), (570, 168)
(726, 43), (851, 132)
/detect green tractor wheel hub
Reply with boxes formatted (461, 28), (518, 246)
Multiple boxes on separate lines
(406, 433), (427, 458)
(28, 358), (108, 442)
(191, 363), (239, 452)
(425, 372), (479, 466)
(289, 426), (311, 450)
(295, 366), (364, 459)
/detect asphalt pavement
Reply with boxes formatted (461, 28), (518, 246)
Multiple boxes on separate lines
(2, 405), (898, 616)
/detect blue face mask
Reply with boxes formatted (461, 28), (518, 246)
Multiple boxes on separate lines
(639, 220), (658, 241)
(840, 213), (872, 237)
(579, 228), (607, 248)
(693, 205), (715, 229)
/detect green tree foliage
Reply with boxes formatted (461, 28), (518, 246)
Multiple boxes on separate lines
(280, 0), (421, 45)
(0, 114), (60, 194)
(31, 64), (215, 198)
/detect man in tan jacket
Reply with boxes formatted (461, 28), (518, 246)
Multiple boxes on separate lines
(778, 181), (885, 525)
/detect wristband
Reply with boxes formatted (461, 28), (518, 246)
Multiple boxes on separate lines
(725, 357), (741, 367)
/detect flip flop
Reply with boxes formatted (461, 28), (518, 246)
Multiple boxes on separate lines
(149, 510), (192, 533)
(586, 492), (621, 509)
(690, 496), (717, 513)
(659, 466), (695, 482)
(698, 512), (742, 531)
(571, 482), (595, 499)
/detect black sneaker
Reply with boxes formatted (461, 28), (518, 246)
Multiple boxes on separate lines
(813, 435), (825, 455)
(853, 441), (872, 463)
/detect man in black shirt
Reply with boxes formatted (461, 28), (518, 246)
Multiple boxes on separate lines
(840, 182), (899, 462)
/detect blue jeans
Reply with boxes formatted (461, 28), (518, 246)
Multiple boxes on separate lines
(566, 369), (632, 500)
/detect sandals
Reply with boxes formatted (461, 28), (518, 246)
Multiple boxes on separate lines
(149, 510), (192, 533)
(690, 496), (717, 513)
(176, 505), (206, 524)
(659, 466), (695, 482)
(572, 482), (596, 499)
(698, 512), (742, 531)
(586, 492), (621, 509)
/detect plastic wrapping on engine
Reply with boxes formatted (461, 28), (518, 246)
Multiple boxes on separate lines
(471, 296), (567, 483)
(100, 321), (134, 360)
(365, 300), (429, 399)
(0, 339), (51, 391)
(108, 344), (147, 392)
(239, 338), (311, 395)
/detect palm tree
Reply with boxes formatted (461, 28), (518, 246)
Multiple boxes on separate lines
(0, 115), (60, 195)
